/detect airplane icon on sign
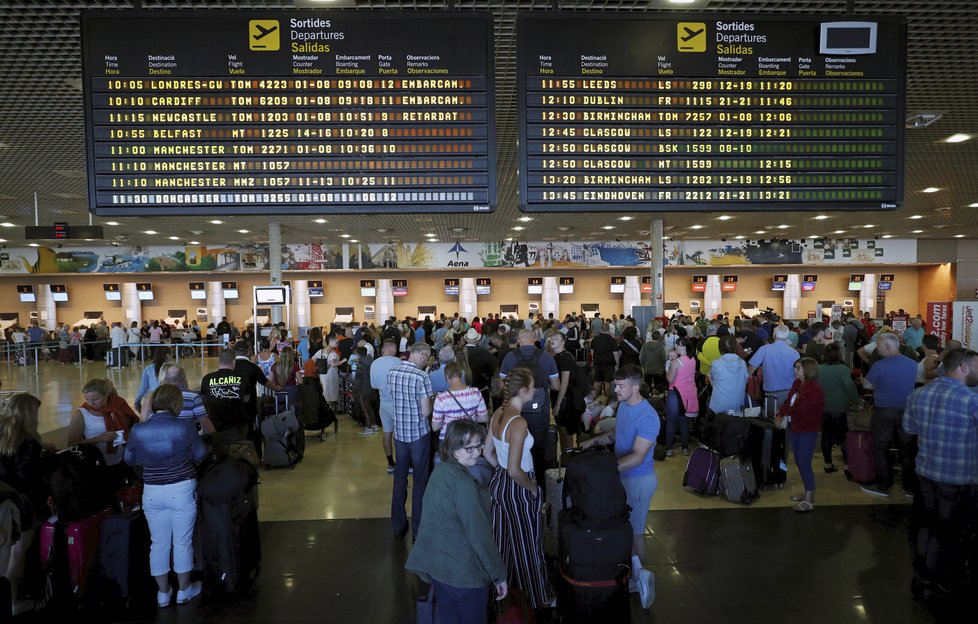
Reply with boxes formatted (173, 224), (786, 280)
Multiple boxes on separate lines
(253, 23), (278, 41)
(681, 25), (704, 42)
(249, 19), (280, 51)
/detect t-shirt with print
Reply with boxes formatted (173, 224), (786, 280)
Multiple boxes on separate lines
(199, 370), (248, 431)
(432, 387), (488, 441)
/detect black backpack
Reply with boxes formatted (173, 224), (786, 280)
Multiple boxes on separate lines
(42, 446), (114, 522)
(513, 348), (549, 418)
(562, 449), (629, 527)
(315, 351), (330, 376)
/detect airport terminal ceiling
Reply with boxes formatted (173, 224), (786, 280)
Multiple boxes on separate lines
(0, 0), (977, 248)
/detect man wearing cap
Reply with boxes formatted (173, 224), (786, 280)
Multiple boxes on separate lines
(463, 326), (498, 411)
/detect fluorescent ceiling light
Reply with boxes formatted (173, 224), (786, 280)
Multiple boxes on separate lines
(813, 215), (829, 220)
(28, 243), (39, 247)
(209, 219), (223, 224)
(808, 235), (819, 239)
(912, 230), (924, 234)
(944, 133), (973, 143)
(922, 187), (940, 193)
(237, 229), (249, 234)
(970, 203), (978, 208)
(512, 226), (525, 231)
(777, 224), (789, 229)
(881, 234), (893, 239)
(602, 225), (615, 230)
(734, 235), (744, 240)
(955, 234), (966, 238)
(908, 215), (924, 219)
(863, 224), (875, 228)
(689, 225), (703, 230)
(350, 239), (359, 243)
(717, 215), (732, 221)
(143, 230), (157, 235)
(314, 218), (327, 224)
(518, 216), (532, 222)
(754, 230), (765, 234)
(105, 221), (120, 226)
(189, 240), (200, 245)
(833, 230), (846, 234)
(0, 222), (15, 228)
(619, 216), (633, 221)
(168, 236), (179, 240)
(340, 234), (350, 238)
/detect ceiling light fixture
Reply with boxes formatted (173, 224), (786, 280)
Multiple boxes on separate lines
(237, 229), (249, 234)
(755, 230), (765, 234)
(717, 215), (732, 221)
(518, 216), (532, 222)
(944, 133), (973, 143)
(143, 230), (157, 235)
(188, 240), (200, 245)
(168, 236), (179, 240)
(863, 224), (875, 228)
(105, 221), (120, 226)
(602, 225), (615, 230)
(690, 225), (703, 230)
(908, 215), (924, 219)
(0, 222), (15, 228)
(813, 215), (829, 220)
(314, 218), (327, 224)
(970, 203), (978, 208)
(912, 229), (924, 234)
(619, 216), (634, 221)
(955, 234), (966, 238)
(777, 224), (789, 229)
(734, 235), (745, 240)
(833, 230), (846, 234)
(340, 234), (350, 238)
(881, 234), (893, 239)
(921, 187), (940, 193)
(512, 226), (525, 231)
(28, 243), (39, 247)
(350, 239), (359, 243)
(209, 219), (223, 224)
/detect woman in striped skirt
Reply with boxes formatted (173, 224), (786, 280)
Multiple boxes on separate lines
(484, 368), (555, 610)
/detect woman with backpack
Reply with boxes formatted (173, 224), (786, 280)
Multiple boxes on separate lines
(483, 368), (555, 614)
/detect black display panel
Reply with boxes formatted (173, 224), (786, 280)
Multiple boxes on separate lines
(517, 13), (905, 212)
(81, 11), (495, 215)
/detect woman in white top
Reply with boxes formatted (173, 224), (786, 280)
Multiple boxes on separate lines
(67, 377), (140, 490)
(483, 368), (554, 610)
(314, 336), (344, 408)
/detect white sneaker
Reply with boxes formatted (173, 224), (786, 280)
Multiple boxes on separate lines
(176, 581), (202, 605)
(358, 427), (376, 436)
(157, 587), (173, 608)
(637, 568), (655, 609)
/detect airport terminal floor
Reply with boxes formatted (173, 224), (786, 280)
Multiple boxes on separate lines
(1, 353), (946, 624)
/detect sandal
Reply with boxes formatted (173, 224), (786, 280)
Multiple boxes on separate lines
(793, 500), (814, 513)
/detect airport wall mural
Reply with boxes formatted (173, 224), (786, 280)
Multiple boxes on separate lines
(0, 238), (917, 274)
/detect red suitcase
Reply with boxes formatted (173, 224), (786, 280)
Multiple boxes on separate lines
(846, 431), (876, 484)
(40, 508), (113, 598)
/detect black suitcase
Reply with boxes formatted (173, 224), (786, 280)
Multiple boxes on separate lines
(197, 485), (261, 593)
(746, 418), (787, 489)
(96, 509), (153, 605)
(557, 509), (632, 623)
(545, 424), (559, 470)
(720, 414), (752, 458)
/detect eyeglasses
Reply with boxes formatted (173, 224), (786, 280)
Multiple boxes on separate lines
(462, 444), (485, 454)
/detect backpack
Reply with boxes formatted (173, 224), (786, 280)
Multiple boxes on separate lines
(41, 446), (114, 522)
(316, 351), (330, 376)
(562, 449), (629, 527)
(513, 348), (549, 418)
(565, 325), (581, 346)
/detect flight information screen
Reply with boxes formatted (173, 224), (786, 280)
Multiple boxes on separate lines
(81, 11), (495, 215)
(517, 13), (905, 212)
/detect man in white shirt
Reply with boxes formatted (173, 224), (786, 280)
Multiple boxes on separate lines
(109, 321), (128, 369)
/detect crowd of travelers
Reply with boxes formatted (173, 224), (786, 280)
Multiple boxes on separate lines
(0, 306), (974, 620)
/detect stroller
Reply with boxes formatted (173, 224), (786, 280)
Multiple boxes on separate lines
(298, 376), (338, 442)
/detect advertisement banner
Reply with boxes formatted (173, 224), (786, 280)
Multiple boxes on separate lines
(952, 302), (978, 351)
(926, 302), (952, 348)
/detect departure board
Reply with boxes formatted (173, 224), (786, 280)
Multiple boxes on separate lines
(517, 14), (905, 212)
(81, 11), (495, 216)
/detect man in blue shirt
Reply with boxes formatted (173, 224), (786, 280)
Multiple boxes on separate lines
(748, 325), (800, 413)
(860, 332), (919, 498)
(581, 365), (659, 610)
(903, 348), (978, 606)
(902, 318), (925, 352)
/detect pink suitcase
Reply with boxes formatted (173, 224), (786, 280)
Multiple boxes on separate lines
(40, 508), (114, 597)
(846, 431), (876, 484)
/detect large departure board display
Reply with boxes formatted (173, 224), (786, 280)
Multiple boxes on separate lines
(81, 11), (495, 216)
(517, 14), (905, 212)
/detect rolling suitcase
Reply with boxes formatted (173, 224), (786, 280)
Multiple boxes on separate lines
(260, 392), (301, 468)
(699, 409), (724, 452)
(683, 447), (720, 496)
(846, 431), (876, 484)
(197, 484), (261, 593)
(719, 456), (759, 504)
(95, 509), (152, 605)
(40, 508), (114, 601)
(720, 414), (752, 458)
(557, 508), (632, 623)
(747, 418), (787, 489)
(545, 424), (560, 470)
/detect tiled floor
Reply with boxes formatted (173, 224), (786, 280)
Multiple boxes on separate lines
(3, 357), (946, 623)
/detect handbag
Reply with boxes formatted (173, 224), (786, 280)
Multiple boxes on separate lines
(416, 585), (436, 624)
(743, 395), (761, 419)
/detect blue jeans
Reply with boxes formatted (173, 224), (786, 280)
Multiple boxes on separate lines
(392, 434), (431, 539)
(431, 579), (490, 624)
(665, 389), (690, 449)
(788, 430), (818, 492)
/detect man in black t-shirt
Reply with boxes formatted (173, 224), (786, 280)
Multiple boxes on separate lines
(201, 349), (250, 444)
(463, 328), (499, 410)
(550, 332), (583, 450)
(589, 323), (620, 398)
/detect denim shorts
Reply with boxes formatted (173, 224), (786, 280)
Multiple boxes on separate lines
(622, 472), (658, 535)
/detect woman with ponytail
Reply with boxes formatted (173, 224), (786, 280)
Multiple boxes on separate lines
(483, 368), (555, 613)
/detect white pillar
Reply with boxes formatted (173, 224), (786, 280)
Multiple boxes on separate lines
(122, 282), (142, 326)
(541, 277), (560, 319)
(37, 284), (56, 330)
(784, 274), (801, 320)
(207, 281), (226, 326)
(293, 279), (310, 329)
(268, 222), (283, 325)
(459, 278), (478, 320)
(623, 275), (641, 318)
(859, 274), (877, 316)
(650, 219), (664, 316)
(376, 279), (394, 321)
(705, 275), (722, 316)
